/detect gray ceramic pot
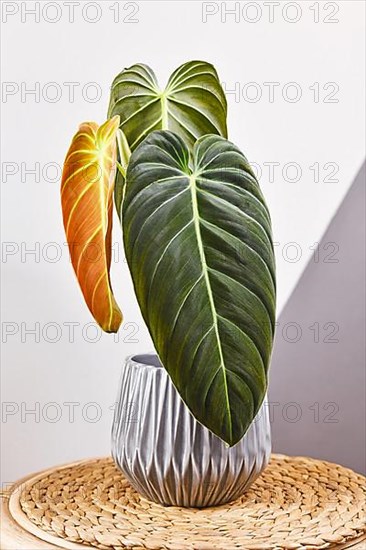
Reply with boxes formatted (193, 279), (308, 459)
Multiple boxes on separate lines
(111, 353), (271, 507)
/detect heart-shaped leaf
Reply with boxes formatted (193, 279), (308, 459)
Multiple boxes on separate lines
(61, 116), (122, 333)
(108, 61), (227, 152)
(122, 131), (276, 445)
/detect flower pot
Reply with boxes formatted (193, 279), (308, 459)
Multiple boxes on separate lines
(111, 353), (271, 507)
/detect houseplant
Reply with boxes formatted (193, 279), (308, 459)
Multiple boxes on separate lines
(61, 61), (276, 507)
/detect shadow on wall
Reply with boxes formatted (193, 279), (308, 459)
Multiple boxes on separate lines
(269, 162), (366, 475)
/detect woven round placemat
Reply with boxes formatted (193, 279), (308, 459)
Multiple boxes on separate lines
(9, 455), (366, 550)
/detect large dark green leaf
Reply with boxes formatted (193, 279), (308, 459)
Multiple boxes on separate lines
(108, 61), (227, 152)
(123, 131), (276, 446)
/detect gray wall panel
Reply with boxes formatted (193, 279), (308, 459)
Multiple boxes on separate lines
(269, 163), (366, 474)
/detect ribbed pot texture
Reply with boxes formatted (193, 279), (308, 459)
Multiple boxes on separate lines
(112, 354), (271, 507)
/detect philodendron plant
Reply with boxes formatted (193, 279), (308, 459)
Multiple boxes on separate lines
(61, 61), (276, 447)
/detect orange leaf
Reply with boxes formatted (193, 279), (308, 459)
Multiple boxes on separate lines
(61, 116), (122, 333)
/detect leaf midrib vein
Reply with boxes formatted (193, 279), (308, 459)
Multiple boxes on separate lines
(189, 174), (232, 440)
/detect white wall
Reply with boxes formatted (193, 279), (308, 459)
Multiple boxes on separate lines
(1, 1), (365, 484)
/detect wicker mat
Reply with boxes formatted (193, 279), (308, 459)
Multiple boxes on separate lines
(11, 455), (366, 550)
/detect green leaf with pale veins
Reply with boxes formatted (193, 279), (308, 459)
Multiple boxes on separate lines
(122, 131), (276, 446)
(108, 61), (227, 152)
